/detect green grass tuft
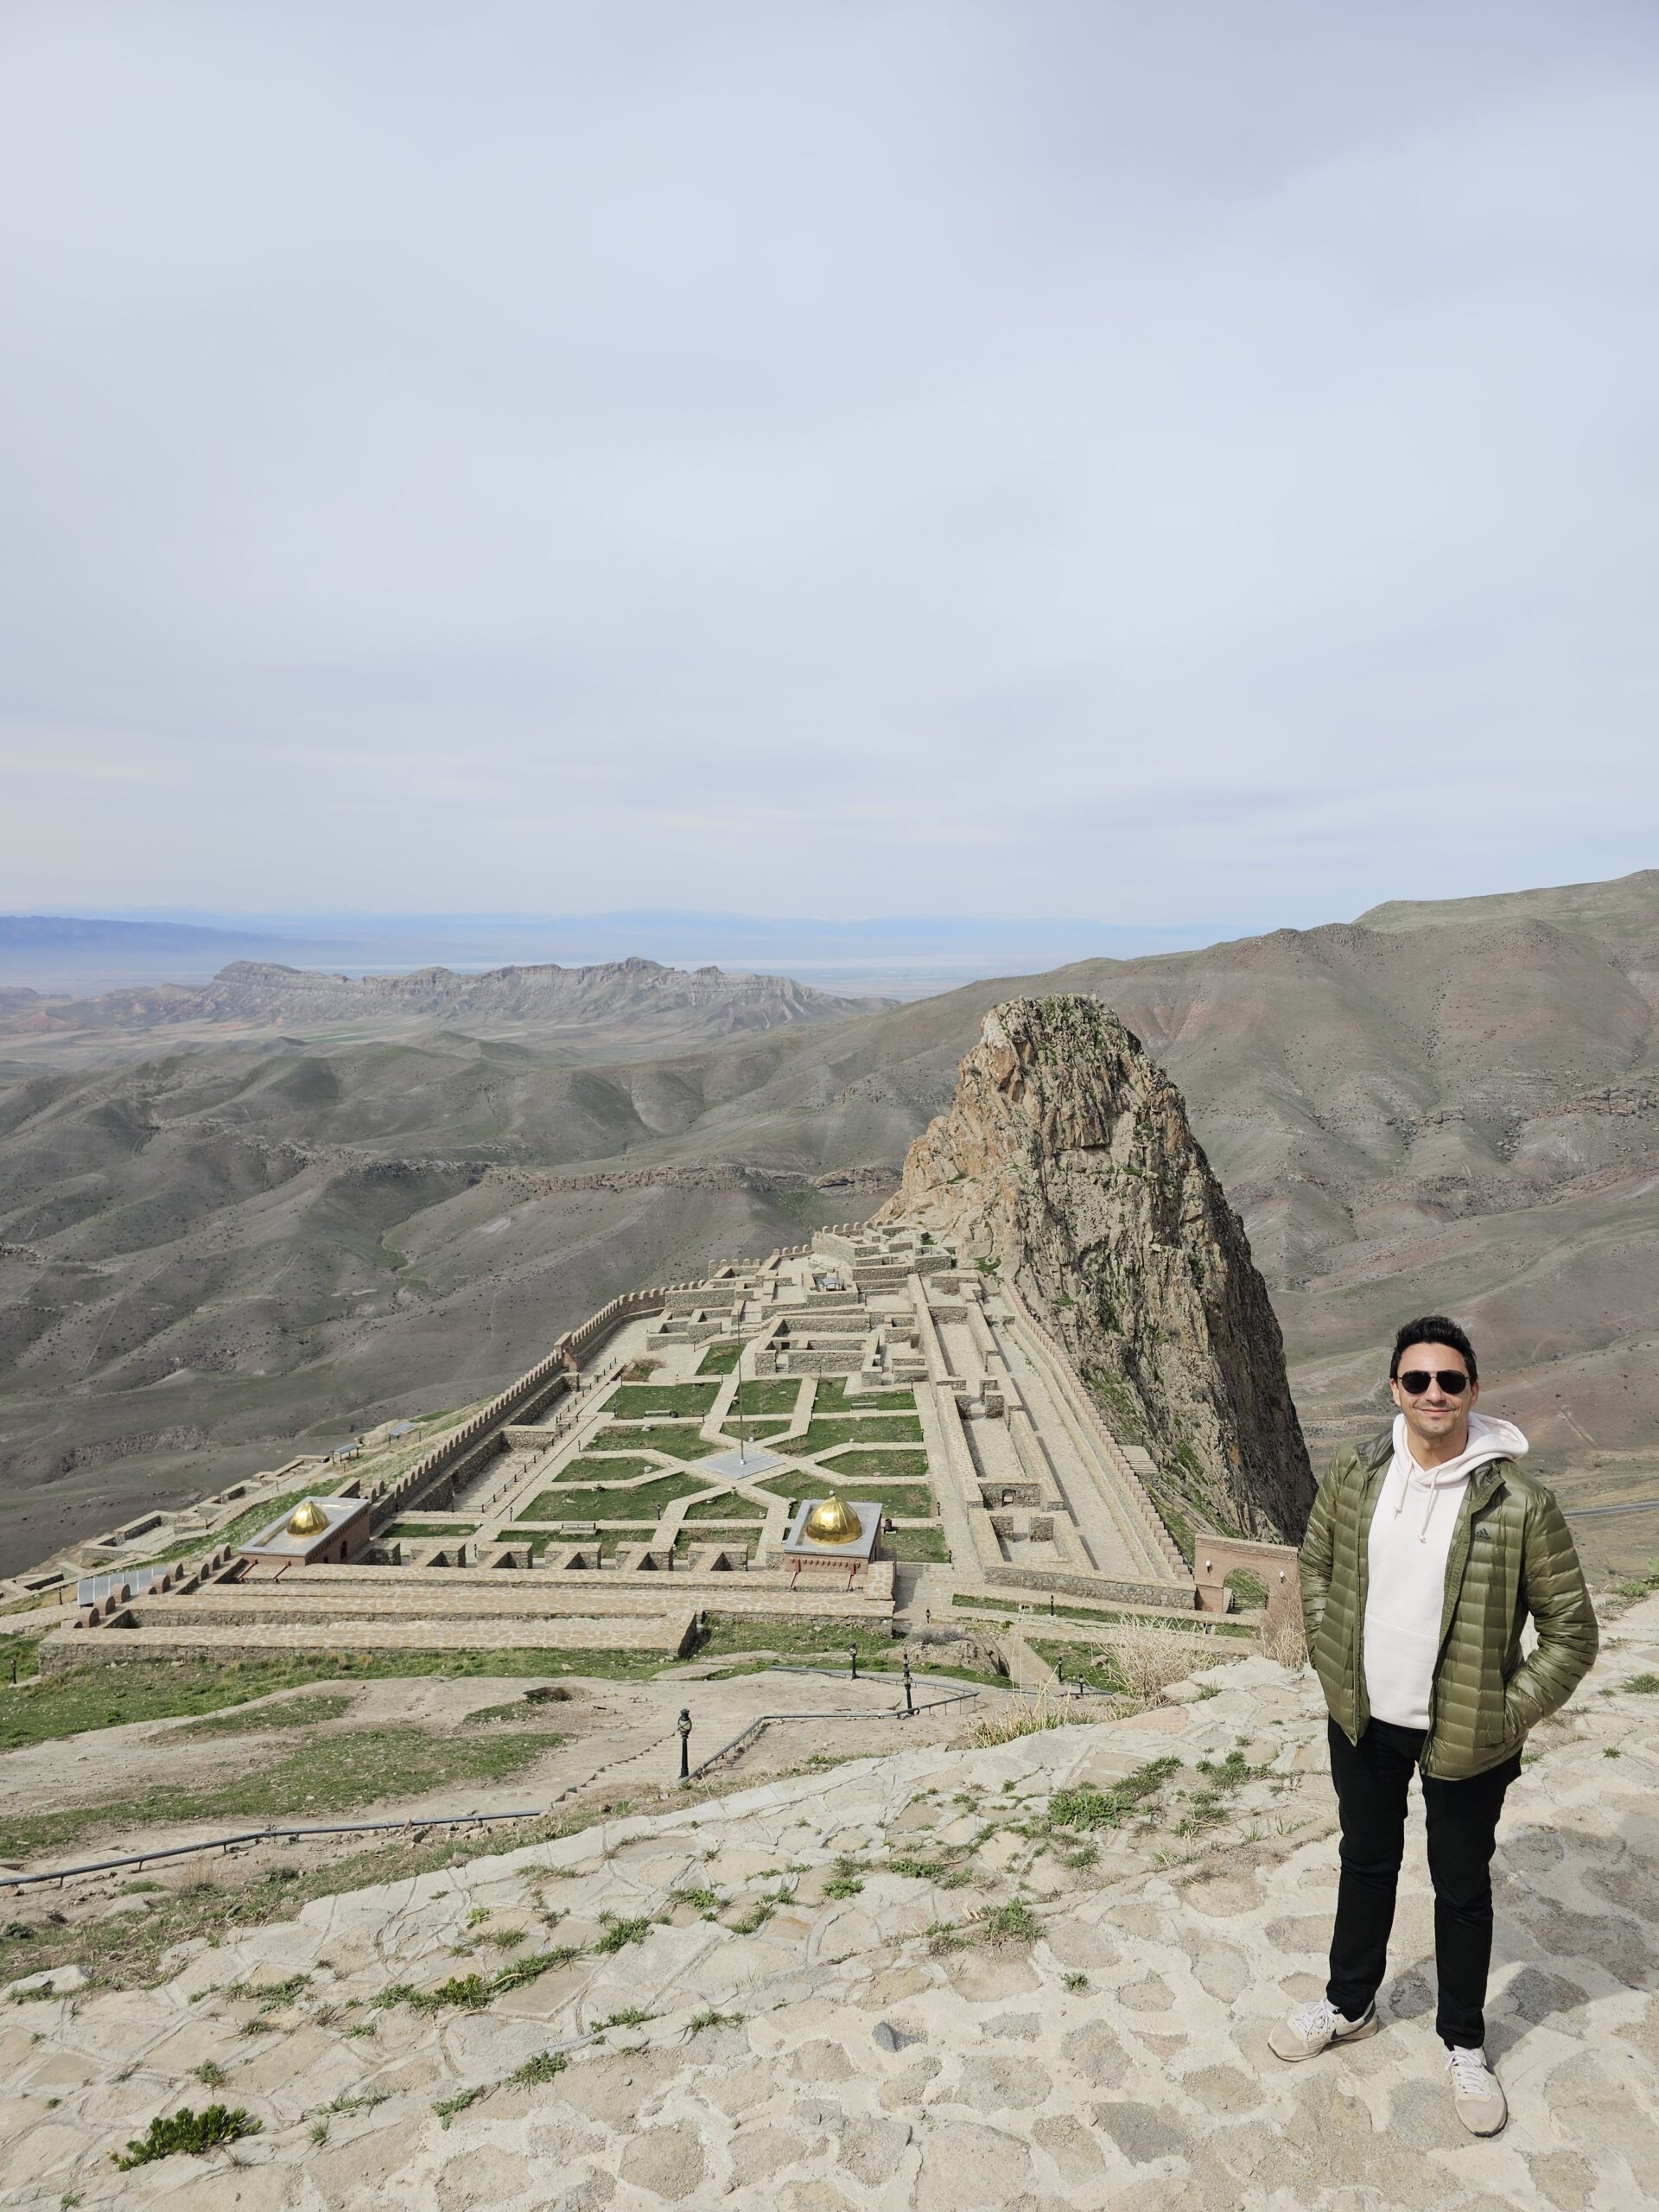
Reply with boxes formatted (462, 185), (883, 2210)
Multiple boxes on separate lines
(1050, 1758), (1180, 1831)
(111, 2104), (260, 2169)
(977, 1896), (1039, 1943)
(594, 1916), (652, 1953)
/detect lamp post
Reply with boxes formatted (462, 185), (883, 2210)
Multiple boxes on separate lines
(902, 1649), (913, 1716)
(849, 1643), (858, 1681)
(677, 1707), (692, 1783)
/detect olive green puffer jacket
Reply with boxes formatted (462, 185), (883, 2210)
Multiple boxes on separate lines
(1301, 1429), (1598, 1779)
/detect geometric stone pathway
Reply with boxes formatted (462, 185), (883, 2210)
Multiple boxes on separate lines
(3, 1594), (1656, 2209)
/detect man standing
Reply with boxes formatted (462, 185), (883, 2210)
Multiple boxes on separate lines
(1269, 1316), (1597, 2134)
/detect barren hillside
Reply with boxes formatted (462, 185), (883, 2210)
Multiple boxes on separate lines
(3, 871), (1656, 1576)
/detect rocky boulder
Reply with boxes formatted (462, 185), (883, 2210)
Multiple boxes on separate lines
(880, 995), (1315, 1542)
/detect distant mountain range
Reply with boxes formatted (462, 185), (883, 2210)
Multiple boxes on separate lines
(0, 956), (887, 1053)
(2, 867), (1656, 1578)
(0, 909), (1212, 998)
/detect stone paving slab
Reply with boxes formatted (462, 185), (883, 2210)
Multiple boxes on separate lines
(4, 1594), (1656, 2209)
(699, 1448), (785, 1480)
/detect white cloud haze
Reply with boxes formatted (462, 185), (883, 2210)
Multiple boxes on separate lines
(3, 1), (1657, 929)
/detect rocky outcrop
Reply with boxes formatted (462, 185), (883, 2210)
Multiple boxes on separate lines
(880, 995), (1314, 1542)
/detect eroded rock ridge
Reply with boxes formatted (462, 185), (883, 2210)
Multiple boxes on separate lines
(881, 995), (1315, 1542)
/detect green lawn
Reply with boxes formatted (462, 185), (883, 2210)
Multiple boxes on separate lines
(553, 1455), (659, 1483)
(696, 1342), (743, 1374)
(696, 1615), (900, 1663)
(754, 1476), (936, 1519)
(609, 1382), (721, 1418)
(716, 1417), (790, 1442)
(385, 1520), (478, 1541)
(172, 1693), (354, 1738)
(682, 1493), (766, 1519)
(695, 1614), (999, 1685)
(519, 1474), (715, 1522)
(733, 1380), (802, 1416)
(795, 1416), (924, 1452)
(1027, 1637), (1127, 1693)
(817, 1446), (931, 1480)
(950, 1592), (1253, 1639)
(881, 1527), (952, 1562)
(0, 1630), (45, 1681)
(817, 1380), (917, 1412)
(497, 1529), (549, 1554)
(2, 1726), (568, 1862)
(0, 1647), (677, 1757)
(596, 1422), (726, 1460)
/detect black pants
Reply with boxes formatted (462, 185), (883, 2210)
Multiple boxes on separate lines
(1325, 1717), (1519, 2049)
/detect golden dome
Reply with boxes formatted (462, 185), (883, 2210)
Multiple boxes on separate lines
(804, 1494), (861, 1546)
(285, 1499), (331, 1537)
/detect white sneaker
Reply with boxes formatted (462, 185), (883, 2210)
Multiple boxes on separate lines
(1267, 1995), (1378, 2062)
(1446, 2045), (1507, 2136)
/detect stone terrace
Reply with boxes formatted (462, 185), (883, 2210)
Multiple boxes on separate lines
(4, 1594), (1654, 2209)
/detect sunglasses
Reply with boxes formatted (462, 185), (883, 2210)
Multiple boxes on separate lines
(1397, 1370), (1469, 1396)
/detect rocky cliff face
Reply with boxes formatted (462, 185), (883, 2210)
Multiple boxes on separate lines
(880, 995), (1315, 1543)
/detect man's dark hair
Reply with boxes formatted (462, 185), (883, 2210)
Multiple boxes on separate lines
(1389, 1314), (1478, 1385)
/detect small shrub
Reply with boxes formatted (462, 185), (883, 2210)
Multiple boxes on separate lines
(412, 1974), (490, 2012)
(688, 2009), (741, 2034)
(978, 1897), (1039, 1945)
(511, 2050), (568, 2084)
(433, 2086), (486, 2128)
(111, 2105), (260, 2169)
(1624, 1673), (1659, 1694)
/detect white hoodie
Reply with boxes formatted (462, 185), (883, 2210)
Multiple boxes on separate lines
(1363, 1411), (1529, 1730)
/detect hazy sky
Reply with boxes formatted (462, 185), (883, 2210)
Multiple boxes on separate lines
(3, 3), (1658, 931)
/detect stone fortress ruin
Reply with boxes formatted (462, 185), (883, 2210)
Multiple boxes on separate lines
(6, 997), (1314, 1680)
(17, 1217), (1297, 1679)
